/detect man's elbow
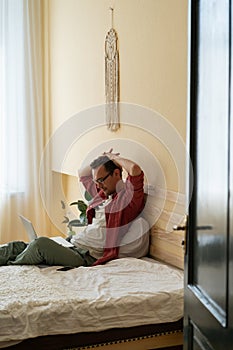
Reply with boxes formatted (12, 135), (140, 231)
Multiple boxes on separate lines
(130, 164), (142, 176)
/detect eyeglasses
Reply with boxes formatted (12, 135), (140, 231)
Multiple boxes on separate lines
(94, 172), (112, 184)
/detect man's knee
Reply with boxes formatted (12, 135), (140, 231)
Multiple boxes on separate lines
(31, 237), (51, 250)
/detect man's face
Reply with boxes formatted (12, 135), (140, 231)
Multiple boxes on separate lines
(92, 165), (120, 196)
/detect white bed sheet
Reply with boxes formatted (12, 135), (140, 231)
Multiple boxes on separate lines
(0, 257), (183, 343)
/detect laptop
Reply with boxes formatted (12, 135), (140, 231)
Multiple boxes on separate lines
(19, 215), (74, 248)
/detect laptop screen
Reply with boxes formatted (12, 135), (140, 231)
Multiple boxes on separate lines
(19, 215), (38, 242)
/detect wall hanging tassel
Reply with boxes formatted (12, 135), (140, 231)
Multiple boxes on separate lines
(105, 8), (120, 131)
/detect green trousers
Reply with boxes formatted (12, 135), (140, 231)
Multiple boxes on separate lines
(0, 237), (96, 267)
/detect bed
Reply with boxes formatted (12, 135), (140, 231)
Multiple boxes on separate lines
(0, 189), (185, 350)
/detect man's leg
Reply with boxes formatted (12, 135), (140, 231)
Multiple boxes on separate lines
(9, 237), (95, 267)
(0, 241), (27, 265)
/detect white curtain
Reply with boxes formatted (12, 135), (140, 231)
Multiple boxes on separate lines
(0, 0), (50, 243)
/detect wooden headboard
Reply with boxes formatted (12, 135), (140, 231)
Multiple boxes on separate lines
(150, 227), (185, 270)
(143, 186), (186, 270)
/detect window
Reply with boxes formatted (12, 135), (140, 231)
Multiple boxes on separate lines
(0, 0), (26, 193)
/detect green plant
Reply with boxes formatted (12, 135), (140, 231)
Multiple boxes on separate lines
(61, 191), (92, 234)
(69, 200), (88, 226)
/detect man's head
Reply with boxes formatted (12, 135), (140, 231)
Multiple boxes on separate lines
(90, 155), (122, 196)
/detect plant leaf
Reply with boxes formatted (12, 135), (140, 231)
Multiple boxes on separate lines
(61, 200), (66, 209)
(69, 219), (85, 227)
(79, 213), (87, 224)
(84, 191), (92, 202)
(77, 200), (87, 213)
(70, 201), (78, 206)
(62, 216), (69, 224)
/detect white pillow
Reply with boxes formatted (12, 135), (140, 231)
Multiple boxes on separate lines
(119, 217), (150, 258)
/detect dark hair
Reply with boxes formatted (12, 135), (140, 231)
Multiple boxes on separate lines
(90, 155), (122, 176)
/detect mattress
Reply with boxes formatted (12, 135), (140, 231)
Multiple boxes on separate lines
(0, 257), (183, 344)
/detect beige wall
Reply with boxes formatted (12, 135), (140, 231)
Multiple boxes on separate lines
(49, 0), (187, 132)
(46, 0), (188, 234)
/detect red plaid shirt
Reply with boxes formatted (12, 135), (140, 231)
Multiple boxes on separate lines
(80, 172), (145, 265)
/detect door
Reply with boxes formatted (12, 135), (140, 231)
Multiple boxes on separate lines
(184, 1), (233, 349)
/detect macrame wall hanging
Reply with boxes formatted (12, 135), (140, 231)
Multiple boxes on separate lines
(105, 7), (120, 131)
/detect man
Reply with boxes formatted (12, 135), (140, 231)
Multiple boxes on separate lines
(0, 150), (147, 267)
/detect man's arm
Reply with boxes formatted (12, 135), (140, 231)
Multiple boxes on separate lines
(78, 164), (92, 178)
(78, 164), (98, 199)
(103, 149), (142, 176)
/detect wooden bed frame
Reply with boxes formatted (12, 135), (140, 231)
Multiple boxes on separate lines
(6, 318), (183, 350)
(4, 225), (184, 350)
